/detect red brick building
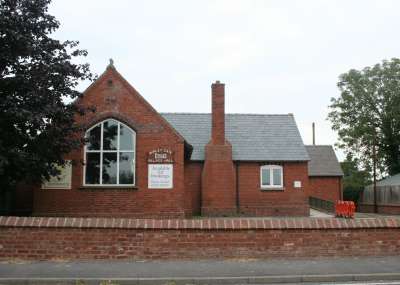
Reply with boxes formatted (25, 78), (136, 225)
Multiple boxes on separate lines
(29, 63), (343, 218)
(306, 145), (343, 203)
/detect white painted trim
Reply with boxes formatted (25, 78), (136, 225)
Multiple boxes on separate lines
(42, 160), (73, 189)
(116, 122), (120, 185)
(83, 119), (136, 187)
(260, 165), (283, 189)
(99, 121), (103, 184)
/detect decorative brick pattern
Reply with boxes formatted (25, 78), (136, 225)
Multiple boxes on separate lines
(0, 216), (399, 260)
(1, 216), (399, 230)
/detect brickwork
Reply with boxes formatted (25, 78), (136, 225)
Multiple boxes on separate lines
(13, 183), (35, 215)
(182, 160), (313, 217)
(33, 66), (187, 218)
(358, 204), (400, 215)
(238, 162), (309, 216)
(26, 66), (341, 219)
(211, 81), (225, 145)
(201, 82), (236, 216)
(309, 176), (342, 203)
(0, 216), (399, 260)
(184, 162), (202, 216)
(201, 145), (237, 216)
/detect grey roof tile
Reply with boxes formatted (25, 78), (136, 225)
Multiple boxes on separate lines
(371, 173), (400, 186)
(305, 145), (343, 176)
(161, 113), (310, 161)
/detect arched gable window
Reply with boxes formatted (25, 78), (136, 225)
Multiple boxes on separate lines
(84, 119), (136, 186)
(260, 165), (283, 189)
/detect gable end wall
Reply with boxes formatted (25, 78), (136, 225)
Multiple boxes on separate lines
(33, 67), (186, 218)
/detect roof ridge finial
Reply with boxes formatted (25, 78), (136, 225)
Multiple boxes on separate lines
(107, 58), (115, 69)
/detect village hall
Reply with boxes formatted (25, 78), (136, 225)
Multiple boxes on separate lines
(17, 61), (343, 218)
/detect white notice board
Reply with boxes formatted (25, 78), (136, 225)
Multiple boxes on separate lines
(148, 164), (173, 189)
(42, 161), (72, 189)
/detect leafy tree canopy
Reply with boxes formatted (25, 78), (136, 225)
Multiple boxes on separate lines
(341, 154), (371, 203)
(328, 58), (400, 177)
(0, 0), (92, 191)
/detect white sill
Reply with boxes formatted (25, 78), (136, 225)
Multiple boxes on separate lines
(260, 187), (284, 191)
(80, 185), (137, 190)
(82, 184), (135, 187)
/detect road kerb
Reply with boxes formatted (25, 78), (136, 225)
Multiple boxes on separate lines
(0, 273), (400, 285)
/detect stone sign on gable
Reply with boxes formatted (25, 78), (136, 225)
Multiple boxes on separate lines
(147, 148), (174, 163)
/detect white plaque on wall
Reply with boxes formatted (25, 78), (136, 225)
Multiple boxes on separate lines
(42, 161), (72, 189)
(294, 181), (302, 188)
(148, 164), (173, 189)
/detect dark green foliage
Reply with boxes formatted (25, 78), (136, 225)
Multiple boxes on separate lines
(341, 155), (371, 204)
(0, 0), (92, 193)
(328, 58), (400, 177)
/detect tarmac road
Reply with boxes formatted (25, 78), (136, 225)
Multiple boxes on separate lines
(0, 256), (400, 284)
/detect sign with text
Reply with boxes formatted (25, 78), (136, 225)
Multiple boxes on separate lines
(148, 148), (174, 163)
(148, 164), (173, 189)
(42, 161), (72, 189)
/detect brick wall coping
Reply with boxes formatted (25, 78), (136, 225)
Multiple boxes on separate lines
(0, 216), (399, 230)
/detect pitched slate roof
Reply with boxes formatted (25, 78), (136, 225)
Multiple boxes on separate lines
(161, 113), (310, 161)
(305, 145), (343, 176)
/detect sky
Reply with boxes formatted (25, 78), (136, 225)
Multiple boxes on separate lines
(49, 0), (400, 161)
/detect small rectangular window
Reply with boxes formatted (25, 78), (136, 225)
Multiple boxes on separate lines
(102, 153), (118, 184)
(85, 153), (100, 184)
(87, 125), (101, 150)
(260, 165), (283, 189)
(272, 168), (282, 186)
(103, 120), (118, 150)
(119, 152), (134, 184)
(261, 169), (270, 186)
(119, 125), (134, 151)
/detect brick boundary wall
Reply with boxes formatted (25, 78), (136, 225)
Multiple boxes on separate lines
(0, 216), (399, 260)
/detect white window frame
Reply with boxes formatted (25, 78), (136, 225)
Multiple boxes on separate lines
(260, 165), (283, 189)
(83, 119), (136, 187)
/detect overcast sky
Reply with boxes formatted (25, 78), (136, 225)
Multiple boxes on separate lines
(49, 0), (400, 161)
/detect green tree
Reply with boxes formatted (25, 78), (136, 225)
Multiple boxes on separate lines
(0, 0), (92, 204)
(328, 58), (400, 177)
(341, 155), (371, 204)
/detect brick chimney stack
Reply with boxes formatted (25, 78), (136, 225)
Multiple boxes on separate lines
(201, 81), (237, 216)
(211, 81), (225, 145)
